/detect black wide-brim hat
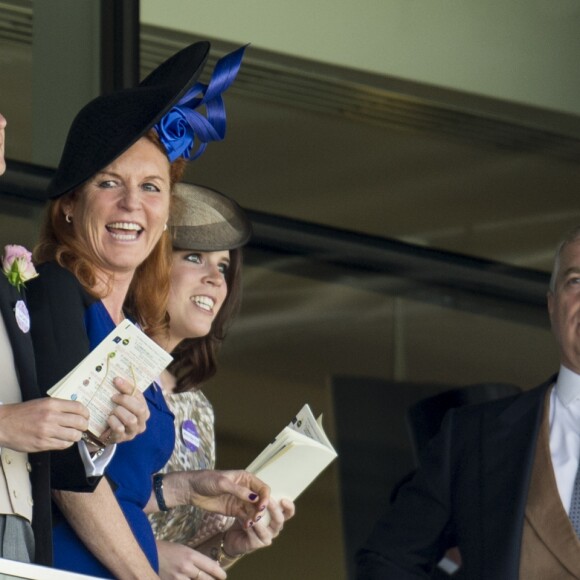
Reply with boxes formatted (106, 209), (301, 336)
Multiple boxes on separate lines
(170, 183), (252, 251)
(47, 41), (211, 199)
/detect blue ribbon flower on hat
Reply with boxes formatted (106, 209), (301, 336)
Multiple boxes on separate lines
(155, 45), (247, 162)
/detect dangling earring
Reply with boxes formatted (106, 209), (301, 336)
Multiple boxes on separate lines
(163, 223), (168, 232)
(65, 214), (72, 224)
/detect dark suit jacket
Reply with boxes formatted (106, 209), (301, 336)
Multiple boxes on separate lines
(0, 274), (52, 566)
(26, 262), (101, 493)
(356, 379), (552, 580)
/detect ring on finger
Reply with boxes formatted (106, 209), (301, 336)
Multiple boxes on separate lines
(194, 570), (201, 580)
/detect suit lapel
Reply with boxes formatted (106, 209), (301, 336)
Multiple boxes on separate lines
(525, 390), (580, 576)
(480, 380), (552, 579)
(0, 276), (39, 401)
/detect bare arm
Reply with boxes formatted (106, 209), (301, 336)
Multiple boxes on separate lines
(157, 498), (295, 579)
(53, 478), (159, 580)
(144, 469), (269, 529)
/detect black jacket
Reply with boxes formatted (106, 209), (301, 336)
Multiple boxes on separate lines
(27, 262), (102, 493)
(357, 379), (552, 579)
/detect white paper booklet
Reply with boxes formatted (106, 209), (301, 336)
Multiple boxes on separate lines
(246, 404), (338, 502)
(48, 320), (173, 444)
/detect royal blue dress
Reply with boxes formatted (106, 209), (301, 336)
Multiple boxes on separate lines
(52, 378), (175, 577)
(28, 263), (175, 577)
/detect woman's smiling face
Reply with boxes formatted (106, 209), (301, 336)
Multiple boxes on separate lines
(167, 249), (230, 349)
(64, 137), (171, 277)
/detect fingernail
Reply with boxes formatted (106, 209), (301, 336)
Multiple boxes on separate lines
(259, 505), (266, 511)
(249, 493), (258, 501)
(249, 520), (254, 527)
(256, 515), (262, 522)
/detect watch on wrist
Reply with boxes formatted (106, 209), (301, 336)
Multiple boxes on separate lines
(153, 473), (169, 512)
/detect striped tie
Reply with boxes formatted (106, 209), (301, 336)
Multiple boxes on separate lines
(570, 463), (580, 536)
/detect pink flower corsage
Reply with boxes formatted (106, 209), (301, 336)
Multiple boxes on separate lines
(2, 244), (39, 292)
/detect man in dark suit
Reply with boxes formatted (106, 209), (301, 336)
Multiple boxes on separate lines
(357, 227), (580, 579)
(0, 114), (92, 565)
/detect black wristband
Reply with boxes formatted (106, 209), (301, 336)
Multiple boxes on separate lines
(153, 473), (169, 512)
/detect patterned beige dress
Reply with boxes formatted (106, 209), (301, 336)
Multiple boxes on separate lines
(149, 389), (233, 547)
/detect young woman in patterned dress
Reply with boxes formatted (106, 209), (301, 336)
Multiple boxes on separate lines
(151, 184), (295, 580)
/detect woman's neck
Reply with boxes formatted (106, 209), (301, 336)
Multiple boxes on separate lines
(159, 369), (177, 394)
(154, 331), (181, 357)
(96, 270), (134, 325)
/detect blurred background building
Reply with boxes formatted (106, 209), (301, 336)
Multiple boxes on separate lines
(1, 1), (579, 577)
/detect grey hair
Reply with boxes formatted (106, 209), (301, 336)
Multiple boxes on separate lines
(549, 226), (580, 292)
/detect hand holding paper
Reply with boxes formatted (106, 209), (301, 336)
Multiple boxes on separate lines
(48, 321), (172, 445)
(100, 377), (151, 444)
(246, 404), (338, 503)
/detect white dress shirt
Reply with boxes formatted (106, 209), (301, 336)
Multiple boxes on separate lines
(79, 440), (115, 476)
(549, 364), (580, 513)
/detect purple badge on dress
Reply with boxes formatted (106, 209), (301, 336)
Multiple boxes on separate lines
(14, 300), (30, 333)
(181, 419), (200, 452)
